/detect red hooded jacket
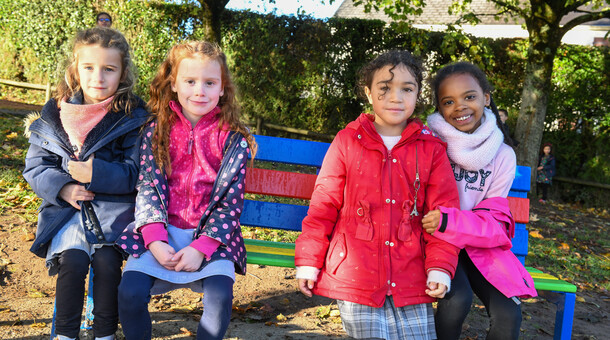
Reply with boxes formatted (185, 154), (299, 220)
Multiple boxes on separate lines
(295, 113), (460, 308)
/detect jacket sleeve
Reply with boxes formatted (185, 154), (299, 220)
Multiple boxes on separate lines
(194, 133), (250, 247)
(421, 142), (460, 276)
(435, 200), (514, 250)
(23, 143), (75, 207)
(134, 123), (169, 232)
(434, 147), (517, 250)
(295, 135), (346, 269)
(85, 127), (141, 195)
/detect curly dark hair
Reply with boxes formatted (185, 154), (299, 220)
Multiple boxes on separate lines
(357, 50), (424, 102)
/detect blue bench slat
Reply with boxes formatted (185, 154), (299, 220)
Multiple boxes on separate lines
(511, 166), (531, 192)
(241, 200), (307, 231)
(511, 227), (529, 257)
(252, 135), (329, 167)
(508, 190), (528, 198)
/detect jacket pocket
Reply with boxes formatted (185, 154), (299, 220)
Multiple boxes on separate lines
(326, 233), (347, 275)
(398, 200), (422, 242)
(354, 200), (374, 241)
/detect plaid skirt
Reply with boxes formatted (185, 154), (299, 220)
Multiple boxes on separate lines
(337, 297), (436, 340)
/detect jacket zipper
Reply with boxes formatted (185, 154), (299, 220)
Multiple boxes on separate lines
(386, 148), (393, 292)
(183, 129), (196, 227)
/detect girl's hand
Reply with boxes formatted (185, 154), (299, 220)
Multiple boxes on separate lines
(422, 210), (441, 234)
(425, 281), (448, 298)
(59, 183), (94, 209)
(172, 246), (205, 272)
(149, 241), (179, 270)
(537, 166), (543, 170)
(298, 279), (316, 297)
(68, 154), (94, 183)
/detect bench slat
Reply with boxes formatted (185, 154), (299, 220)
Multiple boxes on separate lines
(252, 135), (329, 167)
(246, 168), (316, 199)
(241, 200), (307, 231)
(507, 196), (529, 224)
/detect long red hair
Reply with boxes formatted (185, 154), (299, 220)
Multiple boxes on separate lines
(148, 41), (255, 173)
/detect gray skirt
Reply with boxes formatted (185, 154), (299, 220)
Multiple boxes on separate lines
(123, 224), (235, 295)
(337, 297), (436, 340)
(45, 212), (111, 276)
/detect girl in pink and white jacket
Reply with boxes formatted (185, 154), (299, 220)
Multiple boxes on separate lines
(116, 41), (255, 340)
(423, 62), (537, 340)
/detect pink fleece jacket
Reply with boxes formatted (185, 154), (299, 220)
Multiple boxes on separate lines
(140, 102), (229, 258)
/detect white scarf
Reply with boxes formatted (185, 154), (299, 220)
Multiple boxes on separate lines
(426, 107), (504, 171)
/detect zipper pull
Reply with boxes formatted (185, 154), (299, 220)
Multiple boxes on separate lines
(188, 130), (194, 155)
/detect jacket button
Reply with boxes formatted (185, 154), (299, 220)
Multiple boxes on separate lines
(392, 159), (397, 163)
(357, 134), (361, 139)
(387, 280), (391, 284)
(385, 241), (389, 245)
(43, 141), (48, 145)
(339, 252), (344, 257)
(385, 199), (390, 203)
(389, 242), (394, 247)
(391, 200), (396, 204)
(391, 282), (396, 287)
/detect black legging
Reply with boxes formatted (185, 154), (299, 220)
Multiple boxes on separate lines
(538, 182), (551, 200)
(435, 250), (522, 340)
(54, 246), (123, 338)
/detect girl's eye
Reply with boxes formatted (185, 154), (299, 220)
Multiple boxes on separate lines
(442, 100), (454, 106)
(84, 66), (93, 71)
(403, 87), (413, 93)
(380, 86), (389, 92)
(466, 95), (476, 100)
(186, 80), (196, 85)
(104, 67), (115, 72)
(206, 81), (216, 86)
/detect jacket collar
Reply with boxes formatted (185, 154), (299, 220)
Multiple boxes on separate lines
(169, 100), (221, 130)
(348, 113), (429, 151)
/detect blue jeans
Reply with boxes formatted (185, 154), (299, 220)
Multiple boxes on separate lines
(118, 271), (234, 340)
(435, 250), (522, 340)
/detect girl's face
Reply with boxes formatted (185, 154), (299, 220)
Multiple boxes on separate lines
(365, 63), (418, 136)
(543, 146), (551, 155)
(76, 45), (123, 104)
(437, 73), (490, 134)
(171, 57), (224, 127)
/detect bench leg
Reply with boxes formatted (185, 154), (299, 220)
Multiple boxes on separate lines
(538, 290), (575, 340)
(81, 267), (94, 331)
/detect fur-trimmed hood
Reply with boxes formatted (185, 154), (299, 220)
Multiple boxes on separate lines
(23, 112), (41, 138)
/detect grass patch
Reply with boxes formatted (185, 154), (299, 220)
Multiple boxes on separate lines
(527, 202), (610, 291)
(0, 113), (40, 215)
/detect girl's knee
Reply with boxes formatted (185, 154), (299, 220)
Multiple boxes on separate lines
(58, 249), (90, 276)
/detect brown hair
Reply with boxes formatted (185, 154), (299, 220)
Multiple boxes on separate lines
(148, 41), (256, 173)
(55, 27), (138, 114)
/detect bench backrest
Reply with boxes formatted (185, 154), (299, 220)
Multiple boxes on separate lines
(243, 134), (531, 263)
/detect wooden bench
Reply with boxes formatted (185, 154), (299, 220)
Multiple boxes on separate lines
(56, 134), (577, 340)
(242, 134), (577, 340)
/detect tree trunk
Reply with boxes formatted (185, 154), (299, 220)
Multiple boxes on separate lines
(514, 1), (563, 192)
(200, 0), (229, 44)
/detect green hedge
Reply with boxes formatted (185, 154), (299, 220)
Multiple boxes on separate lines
(0, 1), (608, 196)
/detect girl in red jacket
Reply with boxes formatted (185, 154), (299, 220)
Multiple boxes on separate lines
(423, 62), (536, 340)
(295, 50), (461, 339)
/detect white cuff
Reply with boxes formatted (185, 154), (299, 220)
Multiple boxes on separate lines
(295, 266), (320, 281)
(427, 270), (452, 293)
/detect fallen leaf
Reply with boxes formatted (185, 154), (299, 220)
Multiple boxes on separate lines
(576, 296), (586, 303)
(529, 213), (539, 222)
(169, 306), (194, 314)
(329, 310), (341, 317)
(529, 230), (544, 239)
(179, 327), (194, 336)
(559, 243), (570, 251)
(30, 322), (46, 328)
(28, 289), (47, 298)
(276, 313), (287, 322)
(315, 305), (331, 318)
(22, 232), (35, 242)
(265, 321), (278, 326)
(6, 132), (18, 139)
(280, 298), (290, 305)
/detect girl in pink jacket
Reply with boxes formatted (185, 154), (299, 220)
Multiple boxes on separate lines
(424, 62), (537, 340)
